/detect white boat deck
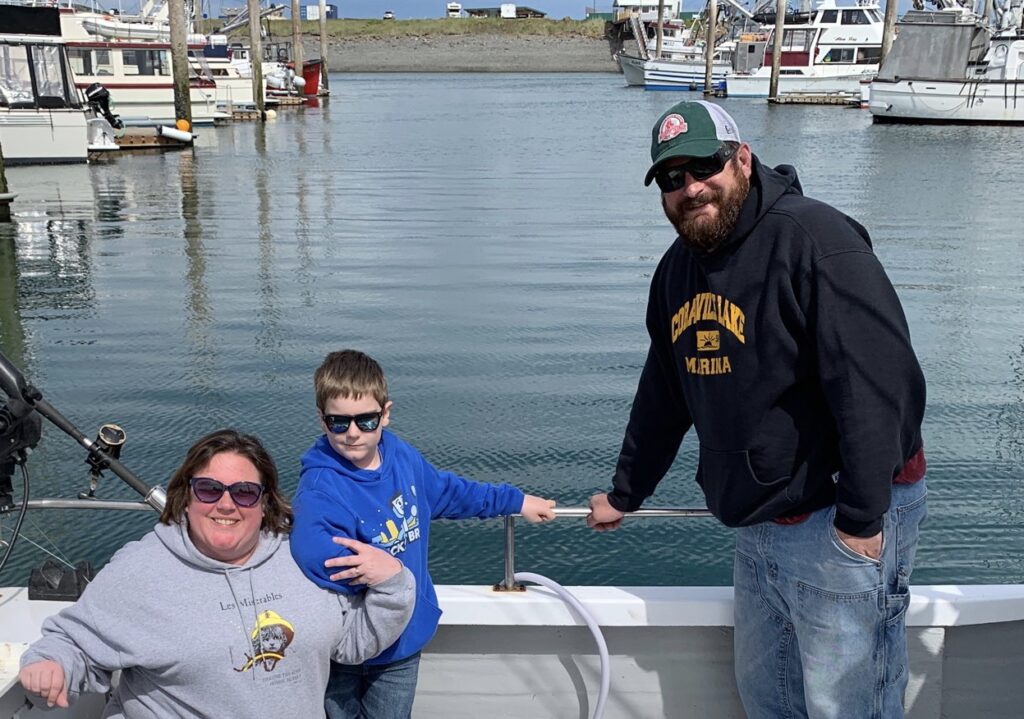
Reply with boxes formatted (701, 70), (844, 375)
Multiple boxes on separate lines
(2, 583), (1023, 717)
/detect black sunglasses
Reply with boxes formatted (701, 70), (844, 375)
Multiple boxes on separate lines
(189, 477), (264, 507)
(654, 145), (739, 193)
(322, 411), (383, 434)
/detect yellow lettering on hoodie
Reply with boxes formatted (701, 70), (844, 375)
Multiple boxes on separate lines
(670, 293), (746, 345)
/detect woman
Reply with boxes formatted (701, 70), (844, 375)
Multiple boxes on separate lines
(19, 429), (414, 717)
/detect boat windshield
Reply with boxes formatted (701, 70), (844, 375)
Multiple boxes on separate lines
(0, 40), (80, 109)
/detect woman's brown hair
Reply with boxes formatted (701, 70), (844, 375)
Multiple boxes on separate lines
(159, 428), (293, 534)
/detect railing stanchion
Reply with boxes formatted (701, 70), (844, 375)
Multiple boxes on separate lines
(494, 515), (524, 591)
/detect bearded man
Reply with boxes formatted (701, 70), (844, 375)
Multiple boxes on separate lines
(587, 101), (928, 719)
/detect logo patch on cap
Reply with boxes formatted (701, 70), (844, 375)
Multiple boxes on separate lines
(658, 114), (688, 143)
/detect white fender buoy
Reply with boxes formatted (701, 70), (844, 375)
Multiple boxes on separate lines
(157, 125), (193, 143)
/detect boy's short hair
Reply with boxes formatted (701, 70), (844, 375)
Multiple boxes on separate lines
(314, 350), (389, 411)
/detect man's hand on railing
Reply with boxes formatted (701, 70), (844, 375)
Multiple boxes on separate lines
(586, 493), (625, 532)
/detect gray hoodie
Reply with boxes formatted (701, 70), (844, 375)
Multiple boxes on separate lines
(21, 521), (414, 718)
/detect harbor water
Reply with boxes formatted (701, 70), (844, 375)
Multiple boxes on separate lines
(1, 73), (1023, 588)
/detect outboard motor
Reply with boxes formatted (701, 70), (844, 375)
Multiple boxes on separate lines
(84, 82), (123, 130)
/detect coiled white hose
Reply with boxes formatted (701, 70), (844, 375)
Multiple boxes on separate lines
(514, 572), (610, 719)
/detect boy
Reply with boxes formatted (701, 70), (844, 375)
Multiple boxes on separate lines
(290, 349), (557, 719)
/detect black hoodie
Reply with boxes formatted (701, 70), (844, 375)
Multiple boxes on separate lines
(609, 156), (925, 537)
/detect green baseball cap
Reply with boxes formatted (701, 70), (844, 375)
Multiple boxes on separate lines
(644, 101), (742, 186)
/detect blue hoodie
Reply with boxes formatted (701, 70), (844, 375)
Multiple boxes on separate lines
(291, 430), (525, 664)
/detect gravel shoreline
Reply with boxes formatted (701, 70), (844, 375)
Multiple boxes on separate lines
(307, 35), (620, 73)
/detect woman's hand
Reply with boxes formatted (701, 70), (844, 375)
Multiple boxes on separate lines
(20, 659), (68, 708)
(325, 537), (403, 586)
(520, 494), (557, 523)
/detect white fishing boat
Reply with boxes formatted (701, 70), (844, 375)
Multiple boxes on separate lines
(57, 7), (229, 127)
(0, 349), (1023, 718)
(725, 0), (883, 98)
(617, 8), (749, 90)
(0, 7), (88, 165)
(0, 6), (119, 165)
(618, 51), (733, 90)
(869, 5), (1024, 123)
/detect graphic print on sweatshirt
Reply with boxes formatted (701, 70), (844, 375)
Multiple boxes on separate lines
(670, 291), (746, 376)
(234, 609), (295, 672)
(371, 487), (422, 556)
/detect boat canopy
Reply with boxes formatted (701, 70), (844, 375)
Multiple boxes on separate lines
(877, 12), (988, 81)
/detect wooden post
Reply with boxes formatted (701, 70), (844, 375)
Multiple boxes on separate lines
(291, 0), (304, 94)
(167, 0), (192, 127)
(247, 0), (265, 116)
(319, 0), (330, 93)
(703, 0), (717, 93)
(655, 0), (665, 59)
(0, 141), (11, 223)
(768, 0), (786, 100)
(879, 0), (899, 66)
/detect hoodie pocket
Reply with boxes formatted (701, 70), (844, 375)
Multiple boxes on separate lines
(697, 445), (797, 526)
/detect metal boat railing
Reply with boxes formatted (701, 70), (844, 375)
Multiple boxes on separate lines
(496, 507), (713, 591)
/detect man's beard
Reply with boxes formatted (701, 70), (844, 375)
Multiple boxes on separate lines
(663, 169), (750, 255)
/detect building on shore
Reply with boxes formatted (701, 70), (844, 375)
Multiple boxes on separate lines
(464, 5), (548, 18)
(613, 0), (682, 20)
(299, 4), (338, 20)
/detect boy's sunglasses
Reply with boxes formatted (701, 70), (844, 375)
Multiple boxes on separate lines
(654, 145), (738, 193)
(189, 477), (264, 507)
(322, 411), (383, 434)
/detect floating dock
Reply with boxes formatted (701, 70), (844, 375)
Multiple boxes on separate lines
(767, 93), (861, 106)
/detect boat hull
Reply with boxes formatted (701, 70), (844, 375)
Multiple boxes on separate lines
(71, 80), (226, 126)
(3, 584), (1023, 717)
(619, 53), (730, 91)
(726, 70), (874, 98)
(0, 110), (88, 165)
(869, 79), (1024, 124)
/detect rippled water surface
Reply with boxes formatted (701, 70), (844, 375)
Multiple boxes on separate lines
(1, 74), (1023, 587)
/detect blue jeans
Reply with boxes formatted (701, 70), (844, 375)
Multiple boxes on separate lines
(325, 652), (421, 719)
(733, 479), (927, 719)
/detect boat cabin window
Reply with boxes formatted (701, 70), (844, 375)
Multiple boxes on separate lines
(822, 47), (855, 63)
(30, 44), (75, 107)
(781, 29), (813, 51)
(122, 48), (170, 76)
(0, 43), (32, 107)
(856, 46), (881, 64)
(820, 9), (838, 23)
(841, 9), (871, 24)
(0, 41), (78, 109)
(68, 48), (115, 76)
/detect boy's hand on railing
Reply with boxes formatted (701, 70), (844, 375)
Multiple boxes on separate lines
(586, 493), (625, 532)
(325, 537), (403, 587)
(520, 494), (557, 523)
(20, 659), (69, 708)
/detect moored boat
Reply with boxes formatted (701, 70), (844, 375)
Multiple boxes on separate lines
(725, 0), (882, 98)
(0, 347), (1023, 718)
(869, 6), (1024, 124)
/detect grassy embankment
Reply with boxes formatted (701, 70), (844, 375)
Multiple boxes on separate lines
(197, 17), (608, 40)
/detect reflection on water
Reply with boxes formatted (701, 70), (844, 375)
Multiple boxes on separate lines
(0, 75), (1023, 588)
